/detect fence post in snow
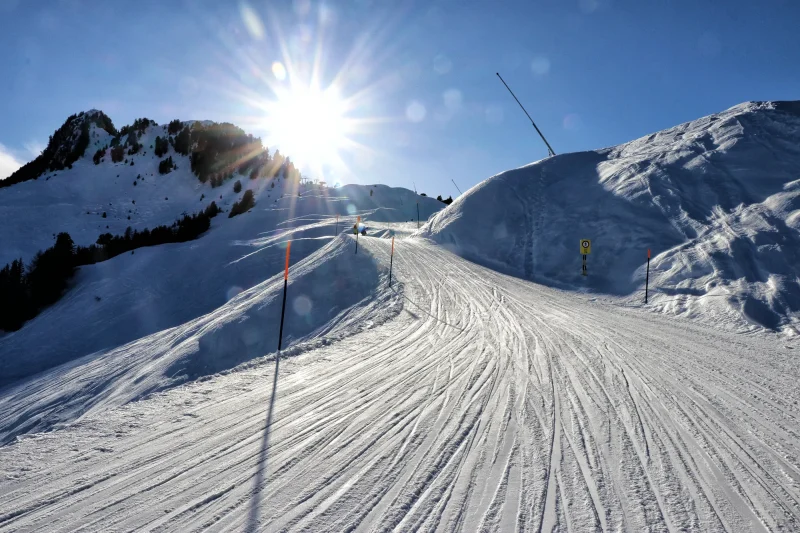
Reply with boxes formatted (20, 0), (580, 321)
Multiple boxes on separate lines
(355, 216), (361, 254)
(645, 248), (651, 304)
(389, 236), (395, 286)
(277, 241), (291, 351)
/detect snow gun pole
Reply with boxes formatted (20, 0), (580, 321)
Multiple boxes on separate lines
(645, 248), (651, 304)
(277, 241), (291, 351)
(496, 72), (556, 157)
(389, 236), (395, 286)
(451, 179), (463, 195)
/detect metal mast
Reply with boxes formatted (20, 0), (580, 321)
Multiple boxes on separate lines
(496, 72), (556, 157)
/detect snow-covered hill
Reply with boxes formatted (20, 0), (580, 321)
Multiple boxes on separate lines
(422, 101), (800, 333)
(0, 113), (441, 267)
(0, 111), (444, 388)
(0, 233), (402, 444)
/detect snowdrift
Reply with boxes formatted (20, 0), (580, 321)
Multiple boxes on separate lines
(422, 101), (800, 332)
(0, 235), (400, 444)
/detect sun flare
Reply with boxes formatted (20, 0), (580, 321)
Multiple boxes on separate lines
(264, 81), (351, 174)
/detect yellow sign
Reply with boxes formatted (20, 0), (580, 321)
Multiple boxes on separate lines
(580, 239), (591, 254)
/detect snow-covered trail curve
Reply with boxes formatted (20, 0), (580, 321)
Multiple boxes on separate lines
(1, 238), (798, 532)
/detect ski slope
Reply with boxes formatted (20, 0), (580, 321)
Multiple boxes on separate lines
(1, 235), (797, 532)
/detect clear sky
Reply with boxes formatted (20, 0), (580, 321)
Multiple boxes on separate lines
(1, 0), (799, 197)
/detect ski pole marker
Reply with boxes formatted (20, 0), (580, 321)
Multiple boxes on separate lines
(278, 240), (291, 351)
(284, 241), (291, 280)
(389, 236), (395, 286)
(645, 247), (651, 303)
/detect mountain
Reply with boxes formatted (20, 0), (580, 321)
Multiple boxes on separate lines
(0, 110), (116, 189)
(0, 110), (444, 388)
(422, 101), (800, 333)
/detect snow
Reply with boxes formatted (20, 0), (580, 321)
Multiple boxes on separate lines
(0, 130), (442, 438)
(0, 234), (401, 445)
(0, 237), (798, 531)
(2, 103), (800, 531)
(421, 100), (800, 333)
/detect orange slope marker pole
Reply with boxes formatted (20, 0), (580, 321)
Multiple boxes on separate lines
(645, 248), (651, 304)
(278, 241), (291, 351)
(389, 236), (395, 286)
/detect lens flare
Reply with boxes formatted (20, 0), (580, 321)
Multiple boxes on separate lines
(240, 3), (265, 40)
(271, 61), (287, 81)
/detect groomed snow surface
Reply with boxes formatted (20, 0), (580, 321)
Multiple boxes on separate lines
(1, 236), (798, 531)
(1, 102), (800, 531)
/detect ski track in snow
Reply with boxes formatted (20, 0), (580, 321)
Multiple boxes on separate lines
(1, 237), (799, 532)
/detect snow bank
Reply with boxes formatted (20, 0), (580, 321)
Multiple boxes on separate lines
(0, 236), (400, 444)
(172, 237), (387, 379)
(422, 101), (800, 332)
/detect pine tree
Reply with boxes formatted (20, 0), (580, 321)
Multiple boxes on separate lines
(174, 127), (190, 156)
(168, 119), (183, 135)
(229, 190), (255, 218)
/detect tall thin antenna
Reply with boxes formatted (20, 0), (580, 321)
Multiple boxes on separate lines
(496, 72), (556, 157)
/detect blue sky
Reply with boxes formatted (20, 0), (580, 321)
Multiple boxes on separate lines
(1, 0), (799, 197)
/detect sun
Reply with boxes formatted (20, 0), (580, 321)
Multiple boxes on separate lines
(263, 80), (351, 174)
(216, 7), (386, 184)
